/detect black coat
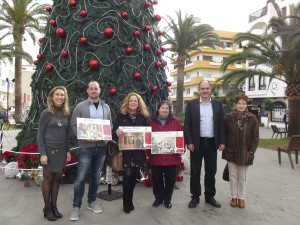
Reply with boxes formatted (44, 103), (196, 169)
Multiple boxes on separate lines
(112, 112), (148, 167)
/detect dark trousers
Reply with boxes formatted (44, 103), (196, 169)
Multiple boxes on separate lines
(151, 165), (177, 203)
(122, 167), (138, 207)
(190, 137), (217, 200)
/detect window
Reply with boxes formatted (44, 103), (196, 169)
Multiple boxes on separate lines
(203, 72), (212, 79)
(259, 76), (267, 90)
(185, 74), (190, 80)
(249, 76), (255, 91)
(281, 7), (286, 17)
(187, 88), (190, 94)
(174, 65), (177, 70)
(271, 102), (286, 122)
(197, 56), (200, 60)
(197, 71), (200, 76)
(203, 55), (213, 62)
(186, 59), (192, 65)
(223, 57), (228, 63)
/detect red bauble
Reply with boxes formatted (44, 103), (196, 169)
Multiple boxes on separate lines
(38, 38), (43, 43)
(69, 0), (76, 6)
(45, 6), (52, 12)
(50, 20), (56, 26)
(156, 49), (161, 56)
(155, 61), (161, 68)
(133, 72), (140, 79)
(37, 53), (42, 59)
(110, 88), (117, 95)
(167, 81), (172, 87)
(161, 47), (166, 52)
(158, 30), (163, 36)
(121, 11), (128, 19)
(145, 1), (151, 7)
(80, 10), (87, 17)
(133, 30), (140, 37)
(80, 37), (87, 43)
(144, 25), (150, 31)
(155, 15), (161, 22)
(104, 27), (114, 38)
(56, 28), (65, 37)
(33, 60), (37, 65)
(46, 64), (53, 71)
(153, 0), (158, 5)
(89, 60), (100, 69)
(126, 47), (133, 55)
(144, 43), (150, 50)
(61, 50), (68, 57)
(30, 82), (33, 87)
(152, 85), (158, 92)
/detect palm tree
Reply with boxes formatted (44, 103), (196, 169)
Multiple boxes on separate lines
(0, 0), (47, 121)
(163, 10), (221, 116)
(220, 1), (300, 136)
(0, 43), (32, 63)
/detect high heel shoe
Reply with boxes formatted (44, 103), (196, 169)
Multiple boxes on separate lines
(52, 206), (63, 218)
(43, 207), (57, 221)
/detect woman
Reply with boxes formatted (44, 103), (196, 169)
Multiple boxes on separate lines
(222, 93), (259, 208)
(148, 101), (183, 209)
(37, 86), (71, 221)
(113, 92), (149, 214)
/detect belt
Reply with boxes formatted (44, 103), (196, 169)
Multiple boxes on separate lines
(200, 137), (214, 140)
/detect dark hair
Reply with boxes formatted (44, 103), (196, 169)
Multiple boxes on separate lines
(234, 93), (249, 104)
(155, 101), (173, 117)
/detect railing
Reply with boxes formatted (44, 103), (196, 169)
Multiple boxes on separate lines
(249, 6), (267, 23)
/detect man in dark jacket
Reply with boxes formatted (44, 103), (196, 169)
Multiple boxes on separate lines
(184, 80), (225, 208)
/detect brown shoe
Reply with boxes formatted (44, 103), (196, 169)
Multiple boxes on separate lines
(238, 199), (245, 208)
(231, 198), (237, 207)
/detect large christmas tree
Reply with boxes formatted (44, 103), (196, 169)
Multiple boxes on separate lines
(15, 0), (170, 150)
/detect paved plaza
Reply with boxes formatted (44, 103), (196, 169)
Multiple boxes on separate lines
(0, 127), (299, 225)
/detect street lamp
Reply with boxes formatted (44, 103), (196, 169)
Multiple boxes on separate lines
(6, 78), (15, 119)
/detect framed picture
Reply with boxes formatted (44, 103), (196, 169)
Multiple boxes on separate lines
(77, 118), (112, 140)
(151, 131), (184, 154)
(118, 126), (152, 150)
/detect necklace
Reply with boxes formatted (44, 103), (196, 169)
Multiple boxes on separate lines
(56, 115), (63, 127)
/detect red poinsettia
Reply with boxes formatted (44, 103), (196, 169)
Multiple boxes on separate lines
(1, 151), (13, 163)
(16, 144), (40, 169)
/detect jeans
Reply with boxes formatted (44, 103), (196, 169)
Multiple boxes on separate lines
(73, 146), (106, 208)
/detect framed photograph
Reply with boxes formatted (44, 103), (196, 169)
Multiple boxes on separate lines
(77, 118), (112, 140)
(151, 131), (184, 154)
(118, 126), (152, 150)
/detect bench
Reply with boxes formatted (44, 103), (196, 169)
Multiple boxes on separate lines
(271, 125), (287, 139)
(7, 118), (23, 130)
(278, 135), (300, 169)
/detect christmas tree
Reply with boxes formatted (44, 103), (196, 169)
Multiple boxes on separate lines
(15, 0), (170, 150)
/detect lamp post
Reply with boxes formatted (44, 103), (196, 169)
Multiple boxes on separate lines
(6, 78), (15, 119)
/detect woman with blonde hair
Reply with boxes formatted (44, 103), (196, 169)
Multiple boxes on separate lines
(112, 92), (149, 214)
(38, 86), (71, 221)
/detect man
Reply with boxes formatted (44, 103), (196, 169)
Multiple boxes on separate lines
(283, 110), (289, 132)
(184, 80), (225, 209)
(69, 81), (112, 221)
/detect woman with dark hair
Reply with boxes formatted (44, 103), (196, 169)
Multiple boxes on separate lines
(38, 86), (71, 221)
(148, 101), (183, 209)
(113, 92), (149, 214)
(222, 93), (259, 209)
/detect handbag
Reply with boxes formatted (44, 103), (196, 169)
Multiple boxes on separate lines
(222, 163), (229, 182)
(106, 141), (122, 172)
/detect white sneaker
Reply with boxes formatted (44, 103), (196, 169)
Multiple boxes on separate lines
(87, 201), (103, 213)
(69, 207), (79, 221)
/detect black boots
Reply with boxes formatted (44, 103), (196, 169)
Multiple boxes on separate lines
(43, 207), (57, 221)
(52, 206), (63, 218)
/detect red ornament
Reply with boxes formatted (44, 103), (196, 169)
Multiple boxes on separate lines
(80, 37), (87, 43)
(126, 47), (133, 55)
(144, 25), (150, 31)
(163, 60), (167, 65)
(46, 64), (53, 71)
(153, 0), (158, 5)
(161, 47), (166, 52)
(152, 85), (158, 92)
(104, 27), (114, 38)
(155, 61), (161, 68)
(133, 30), (140, 37)
(33, 60), (37, 65)
(167, 81), (172, 87)
(30, 82), (33, 87)
(45, 6), (52, 12)
(37, 53), (42, 59)
(156, 49), (161, 56)
(69, 0), (76, 6)
(56, 28), (65, 37)
(80, 10), (87, 17)
(61, 50), (68, 57)
(133, 72), (140, 79)
(155, 15), (161, 22)
(144, 43), (150, 50)
(89, 60), (100, 69)
(38, 38), (43, 43)
(145, 1), (151, 8)
(121, 11), (128, 19)
(158, 30), (163, 36)
(110, 88), (117, 95)
(50, 20), (56, 26)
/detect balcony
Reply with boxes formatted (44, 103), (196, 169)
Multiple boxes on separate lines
(249, 6), (267, 23)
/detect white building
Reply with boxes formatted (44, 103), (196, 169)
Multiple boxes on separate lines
(0, 60), (15, 110)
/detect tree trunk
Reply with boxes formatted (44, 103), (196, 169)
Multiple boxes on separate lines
(174, 58), (185, 117)
(14, 36), (23, 122)
(287, 96), (300, 136)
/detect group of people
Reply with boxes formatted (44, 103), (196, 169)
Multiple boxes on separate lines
(37, 80), (259, 222)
